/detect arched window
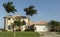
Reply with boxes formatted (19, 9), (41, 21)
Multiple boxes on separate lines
(22, 20), (26, 25)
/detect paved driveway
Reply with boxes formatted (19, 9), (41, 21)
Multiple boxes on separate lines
(40, 32), (60, 37)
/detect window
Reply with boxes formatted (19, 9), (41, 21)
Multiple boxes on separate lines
(13, 18), (14, 20)
(22, 20), (26, 25)
(8, 18), (11, 20)
(8, 25), (11, 30)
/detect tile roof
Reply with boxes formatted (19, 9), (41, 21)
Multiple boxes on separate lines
(30, 20), (47, 25)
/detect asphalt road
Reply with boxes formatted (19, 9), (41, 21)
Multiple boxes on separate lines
(40, 32), (60, 37)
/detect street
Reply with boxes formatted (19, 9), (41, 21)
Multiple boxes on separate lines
(40, 32), (60, 37)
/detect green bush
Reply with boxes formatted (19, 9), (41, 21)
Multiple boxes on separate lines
(25, 25), (35, 31)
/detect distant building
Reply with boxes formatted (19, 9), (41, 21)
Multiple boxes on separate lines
(4, 15), (28, 31)
(30, 21), (48, 32)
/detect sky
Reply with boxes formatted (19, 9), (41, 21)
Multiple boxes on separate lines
(0, 0), (60, 28)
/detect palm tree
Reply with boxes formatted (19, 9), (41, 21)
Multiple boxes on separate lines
(24, 5), (37, 26)
(3, 1), (17, 37)
(3, 1), (17, 30)
(11, 20), (21, 37)
(12, 19), (22, 31)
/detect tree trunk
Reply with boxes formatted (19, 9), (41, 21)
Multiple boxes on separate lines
(26, 15), (30, 29)
(19, 26), (21, 31)
(12, 25), (14, 32)
(6, 12), (8, 30)
(27, 15), (30, 26)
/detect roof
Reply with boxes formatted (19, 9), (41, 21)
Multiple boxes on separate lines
(36, 21), (47, 24)
(30, 20), (47, 25)
(4, 15), (27, 18)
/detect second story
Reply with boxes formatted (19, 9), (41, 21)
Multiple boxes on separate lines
(4, 15), (28, 25)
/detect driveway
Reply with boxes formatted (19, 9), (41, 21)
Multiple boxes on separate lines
(39, 32), (60, 37)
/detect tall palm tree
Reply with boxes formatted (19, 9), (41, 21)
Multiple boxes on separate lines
(24, 5), (37, 26)
(3, 1), (17, 30)
(3, 1), (17, 37)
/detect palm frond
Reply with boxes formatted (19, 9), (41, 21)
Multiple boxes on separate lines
(3, 1), (17, 13)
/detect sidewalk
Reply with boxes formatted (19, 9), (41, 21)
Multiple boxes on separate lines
(39, 32), (60, 37)
(51, 32), (60, 37)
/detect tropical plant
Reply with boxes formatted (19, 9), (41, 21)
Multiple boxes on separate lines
(12, 19), (22, 31)
(12, 19), (27, 31)
(48, 20), (59, 27)
(25, 24), (35, 31)
(3, 1), (17, 37)
(3, 1), (17, 31)
(48, 20), (60, 31)
(3, 1), (17, 14)
(24, 5), (37, 25)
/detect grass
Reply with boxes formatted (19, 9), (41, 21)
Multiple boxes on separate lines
(0, 32), (40, 37)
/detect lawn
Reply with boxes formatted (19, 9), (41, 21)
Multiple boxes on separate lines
(0, 32), (40, 37)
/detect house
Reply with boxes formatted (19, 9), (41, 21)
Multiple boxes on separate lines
(4, 15), (49, 32)
(4, 15), (28, 31)
(30, 21), (48, 32)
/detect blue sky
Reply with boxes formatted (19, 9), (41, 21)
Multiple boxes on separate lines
(0, 0), (60, 28)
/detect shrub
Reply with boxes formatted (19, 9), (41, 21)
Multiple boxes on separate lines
(25, 25), (35, 31)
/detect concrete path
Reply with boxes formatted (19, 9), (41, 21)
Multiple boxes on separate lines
(40, 32), (60, 37)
